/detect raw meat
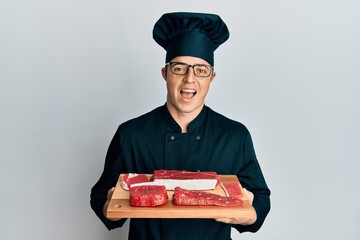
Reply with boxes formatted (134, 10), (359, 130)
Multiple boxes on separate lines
(120, 173), (149, 190)
(152, 170), (219, 182)
(131, 179), (217, 191)
(220, 182), (243, 198)
(129, 185), (168, 207)
(173, 187), (243, 207)
(145, 170), (219, 190)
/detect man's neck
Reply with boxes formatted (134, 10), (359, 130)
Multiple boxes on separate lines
(166, 103), (203, 133)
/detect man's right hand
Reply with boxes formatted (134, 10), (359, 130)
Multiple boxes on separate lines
(103, 187), (122, 221)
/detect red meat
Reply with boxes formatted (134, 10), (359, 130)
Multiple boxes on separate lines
(129, 185), (168, 207)
(220, 182), (243, 198)
(173, 187), (243, 207)
(121, 173), (149, 190)
(152, 170), (220, 183)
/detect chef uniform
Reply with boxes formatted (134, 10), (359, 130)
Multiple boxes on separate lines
(90, 12), (270, 240)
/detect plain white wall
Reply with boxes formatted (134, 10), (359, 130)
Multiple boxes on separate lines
(1, 1), (359, 239)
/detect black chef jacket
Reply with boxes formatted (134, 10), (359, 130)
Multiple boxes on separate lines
(90, 104), (270, 240)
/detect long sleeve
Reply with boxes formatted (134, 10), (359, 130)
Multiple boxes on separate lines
(90, 128), (127, 230)
(233, 131), (271, 233)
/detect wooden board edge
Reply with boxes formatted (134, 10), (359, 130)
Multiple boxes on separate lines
(107, 199), (256, 220)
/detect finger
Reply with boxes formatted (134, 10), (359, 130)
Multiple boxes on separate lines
(243, 188), (254, 205)
(215, 218), (231, 224)
(107, 187), (115, 200)
(216, 218), (239, 224)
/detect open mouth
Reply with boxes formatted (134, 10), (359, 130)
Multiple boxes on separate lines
(180, 89), (197, 99)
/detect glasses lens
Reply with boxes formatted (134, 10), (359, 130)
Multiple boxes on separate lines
(170, 63), (188, 75)
(194, 65), (211, 77)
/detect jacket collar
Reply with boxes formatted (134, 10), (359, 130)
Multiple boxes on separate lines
(161, 104), (208, 133)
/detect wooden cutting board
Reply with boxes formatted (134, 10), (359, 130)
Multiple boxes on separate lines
(106, 174), (256, 219)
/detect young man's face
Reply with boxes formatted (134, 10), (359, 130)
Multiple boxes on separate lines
(162, 56), (216, 118)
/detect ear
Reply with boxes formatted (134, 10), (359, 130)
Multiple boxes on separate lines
(210, 71), (216, 83)
(161, 67), (167, 81)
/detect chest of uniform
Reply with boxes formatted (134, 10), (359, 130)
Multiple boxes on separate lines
(164, 132), (205, 169)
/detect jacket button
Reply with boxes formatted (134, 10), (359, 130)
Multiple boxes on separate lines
(196, 135), (201, 140)
(170, 135), (175, 140)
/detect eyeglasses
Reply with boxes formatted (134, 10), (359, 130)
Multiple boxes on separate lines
(166, 62), (213, 78)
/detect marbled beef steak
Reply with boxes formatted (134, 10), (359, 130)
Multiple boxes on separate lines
(129, 185), (168, 207)
(173, 187), (243, 207)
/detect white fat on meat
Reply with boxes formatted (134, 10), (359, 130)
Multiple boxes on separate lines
(130, 179), (217, 191)
(120, 173), (137, 190)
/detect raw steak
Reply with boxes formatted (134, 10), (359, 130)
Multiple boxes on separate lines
(129, 185), (168, 207)
(145, 170), (219, 190)
(152, 170), (219, 181)
(120, 173), (149, 190)
(220, 182), (243, 198)
(173, 187), (243, 207)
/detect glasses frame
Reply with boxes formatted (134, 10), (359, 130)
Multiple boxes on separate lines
(166, 61), (214, 78)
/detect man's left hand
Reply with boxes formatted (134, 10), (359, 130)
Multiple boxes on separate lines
(215, 188), (256, 225)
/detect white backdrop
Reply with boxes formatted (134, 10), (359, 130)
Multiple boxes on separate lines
(1, 1), (359, 239)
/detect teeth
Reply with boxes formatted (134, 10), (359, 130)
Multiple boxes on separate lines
(181, 89), (196, 93)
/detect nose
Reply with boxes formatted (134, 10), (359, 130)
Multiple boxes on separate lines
(183, 66), (196, 83)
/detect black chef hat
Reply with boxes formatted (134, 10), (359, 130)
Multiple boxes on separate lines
(153, 12), (229, 66)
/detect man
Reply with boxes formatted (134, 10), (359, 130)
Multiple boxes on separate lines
(90, 12), (270, 239)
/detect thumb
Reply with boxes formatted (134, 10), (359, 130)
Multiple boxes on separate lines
(243, 188), (254, 205)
